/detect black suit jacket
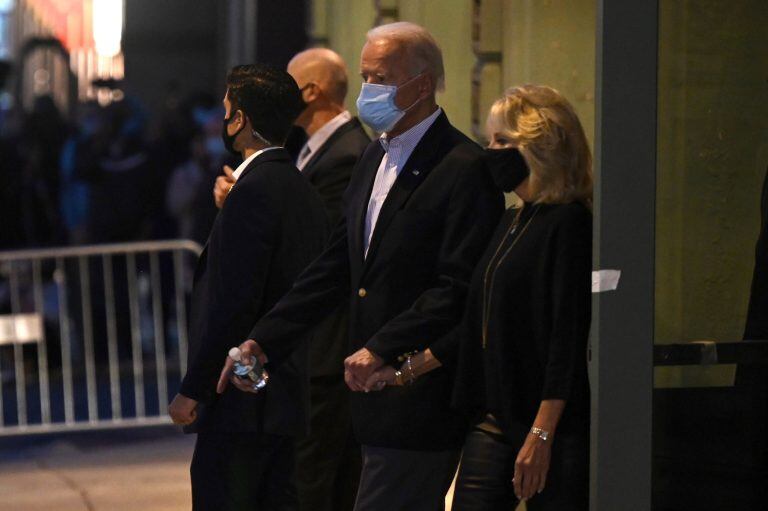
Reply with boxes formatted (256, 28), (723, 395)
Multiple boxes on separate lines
(249, 112), (505, 449)
(303, 117), (370, 226)
(301, 117), (370, 377)
(180, 148), (328, 436)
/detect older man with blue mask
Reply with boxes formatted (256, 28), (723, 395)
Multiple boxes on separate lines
(218, 22), (504, 510)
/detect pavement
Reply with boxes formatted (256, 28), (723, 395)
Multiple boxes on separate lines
(0, 426), (482, 511)
(0, 426), (194, 511)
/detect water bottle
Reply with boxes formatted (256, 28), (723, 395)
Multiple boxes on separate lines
(229, 347), (269, 391)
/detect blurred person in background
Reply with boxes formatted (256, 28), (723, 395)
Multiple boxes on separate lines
(169, 64), (328, 511)
(366, 85), (593, 511)
(80, 97), (153, 243)
(59, 100), (101, 245)
(0, 60), (25, 249)
(166, 102), (229, 245)
(17, 95), (67, 246)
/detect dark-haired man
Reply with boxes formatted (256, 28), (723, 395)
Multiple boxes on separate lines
(169, 64), (328, 511)
(212, 49), (370, 511)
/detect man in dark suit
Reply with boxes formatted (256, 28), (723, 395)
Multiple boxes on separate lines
(168, 64), (328, 511)
(288, 48), (370, 223)
(219, 22), (504, 510)
(287, 48), (370, 511)
(212, 48), (370, 511)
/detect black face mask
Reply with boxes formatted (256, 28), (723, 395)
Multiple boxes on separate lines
(221, 114), (244, 156)
(485, 147), (530, 192)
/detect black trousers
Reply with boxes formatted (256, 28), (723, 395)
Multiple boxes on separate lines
(452, 422), (589, 511)
(353, 445), (460, 511)
(191, 431), (298, 511)
(294, 376), (361, 511)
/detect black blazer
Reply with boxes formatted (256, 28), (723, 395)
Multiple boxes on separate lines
(432, 203), (592, 439)
(303, 117), (370, 226)
(301, 117), (370, 377)
(180, 148), (328, 436)
(250, 112), (505, 450)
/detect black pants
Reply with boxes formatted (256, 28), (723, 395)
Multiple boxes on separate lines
(353, 445), (460, 511)
(452, 423), (588, 511)
(294, 376), (361, 511)
(191, 431), (298, 511)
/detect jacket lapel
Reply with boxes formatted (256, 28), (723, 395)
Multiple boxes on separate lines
(362, 112), (449, 267)
(349, 142), (386, 272)
(302, 119), (360, 180)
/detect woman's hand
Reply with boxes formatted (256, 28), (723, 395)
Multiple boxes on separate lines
(513, 432), (552, 501)
(363, 365), (397, 391)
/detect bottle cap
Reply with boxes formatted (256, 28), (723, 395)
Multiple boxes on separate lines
(228, 347), (242, 361)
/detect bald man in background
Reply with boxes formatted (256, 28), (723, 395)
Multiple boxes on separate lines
(214, 48), (370, 511)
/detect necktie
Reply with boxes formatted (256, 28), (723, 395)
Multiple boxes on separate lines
(298, 145), (312, 168)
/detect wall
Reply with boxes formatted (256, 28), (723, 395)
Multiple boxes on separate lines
(309, 0), (595, 145)
(654, 0), (768, 386)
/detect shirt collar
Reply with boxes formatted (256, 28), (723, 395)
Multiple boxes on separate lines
(379, 107), (442, 153)
(232, 146), (281, 180)
(303, 111), (352, 158)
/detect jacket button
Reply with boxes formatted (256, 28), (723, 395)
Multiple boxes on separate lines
(358, 288), (367, 298)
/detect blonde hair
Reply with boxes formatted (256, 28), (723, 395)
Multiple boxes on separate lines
(367, 22), (445, 92)
(487, 85), (593, 207)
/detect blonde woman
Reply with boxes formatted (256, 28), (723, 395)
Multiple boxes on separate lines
(367, 85), (593, 510)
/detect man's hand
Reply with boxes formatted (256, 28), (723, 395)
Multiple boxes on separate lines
(344, 348), (384, 391)
(168, 393), (198, 425)
(216, 339), (268, 394)
(513, 432), (552, 501)
(363, 365), (396, 392)
(213, 165), (236, 209)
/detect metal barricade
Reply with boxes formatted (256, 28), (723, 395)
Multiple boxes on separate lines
(0, 240), (202, 435)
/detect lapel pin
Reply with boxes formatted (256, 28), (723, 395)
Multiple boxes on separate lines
(412, 169), (420, 176)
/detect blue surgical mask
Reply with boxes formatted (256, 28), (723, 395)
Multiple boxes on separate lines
(356, 74), (423, 133)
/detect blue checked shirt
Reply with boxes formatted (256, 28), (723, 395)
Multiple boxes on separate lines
(363, 108), (443, 257)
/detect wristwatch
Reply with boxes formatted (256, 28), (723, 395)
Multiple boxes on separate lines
(530, 426), (550, 441)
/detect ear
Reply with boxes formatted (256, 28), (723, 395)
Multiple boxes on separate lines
(419, 73), (434, 95)
(230, 109), (246, 131)
(303, 83), (321, 104)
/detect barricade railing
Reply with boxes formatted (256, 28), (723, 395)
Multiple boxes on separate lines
(0, 240), (202, 435)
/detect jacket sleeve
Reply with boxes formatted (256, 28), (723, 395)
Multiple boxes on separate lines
(364, 158), (504, 362)
(248, 213), (352, 364)
(540, 206), (593, 401)
(179, 176), (278, 403)
(427, 326), (461, 369)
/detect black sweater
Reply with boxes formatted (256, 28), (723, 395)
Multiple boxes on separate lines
(432, 201), (592, 439)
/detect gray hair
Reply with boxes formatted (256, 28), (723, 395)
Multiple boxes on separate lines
(366, 22), (445, 91)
